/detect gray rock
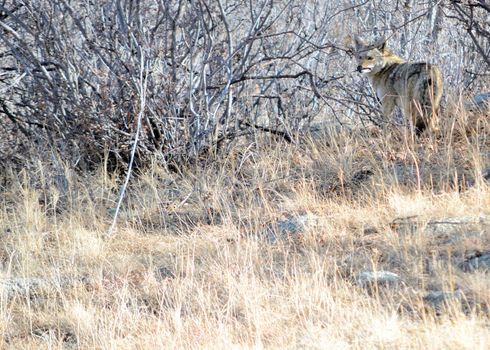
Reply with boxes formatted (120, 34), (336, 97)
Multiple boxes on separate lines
(1, 276), (48, 288)
(474, 92), (490, 104)
(392, 214), (490, 237)
(1, 277), (53, 299)
(459, 252), (490, 272)
(423, 290), (462, 308)
(465, 92), (490, 111)
(424, 214), (490, 236)
(423, 290), (472, 316)
(262, 213), (320, 243)
(0, 276), (77, 300)
(357, 271), (401, 288)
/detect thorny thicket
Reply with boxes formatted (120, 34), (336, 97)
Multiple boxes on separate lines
(0, 0), (488, 174)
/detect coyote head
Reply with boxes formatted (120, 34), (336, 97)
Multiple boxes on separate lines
(354, 36), (392, 75)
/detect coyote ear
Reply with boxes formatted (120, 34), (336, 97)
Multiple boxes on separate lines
(354, 35), (366, 49)
(375, 37), (387, 51)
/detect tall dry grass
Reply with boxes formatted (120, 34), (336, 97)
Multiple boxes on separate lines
(0, 99), (489, 349)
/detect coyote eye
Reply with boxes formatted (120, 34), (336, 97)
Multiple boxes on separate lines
(367, 56), (373, 60)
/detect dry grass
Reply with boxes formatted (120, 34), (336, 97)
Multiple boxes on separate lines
(1, 103), (489, 349)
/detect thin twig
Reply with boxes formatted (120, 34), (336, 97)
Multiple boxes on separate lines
(108, 51), (147, 237)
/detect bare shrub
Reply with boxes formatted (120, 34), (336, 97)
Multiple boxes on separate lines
(0, 1), (488, 174)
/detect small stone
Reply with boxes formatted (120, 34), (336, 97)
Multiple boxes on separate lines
(357, 271), (401, 288)
(472, 92), (490, 109)
(423, 290), (462, 308)
(262, 213), (319, 243)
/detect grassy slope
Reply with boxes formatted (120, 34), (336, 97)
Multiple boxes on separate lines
(1, 105), (489, 349)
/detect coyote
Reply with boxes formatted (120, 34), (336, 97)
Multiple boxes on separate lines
(354, 36), (443, 134)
